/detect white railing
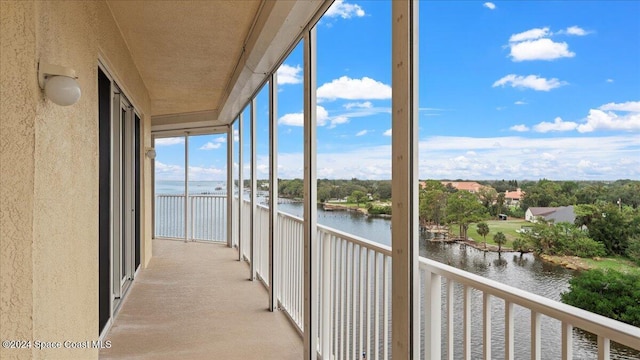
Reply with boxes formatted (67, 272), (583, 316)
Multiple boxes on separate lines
(255, 204), (270, 286)
(155, 194), (226, 242)
(239, 208), (640, 360)
(241, 199), (251, 260)
(419, 258), (640, 360)
(264, 208), (393, 360)
(155, 195), (185, 238)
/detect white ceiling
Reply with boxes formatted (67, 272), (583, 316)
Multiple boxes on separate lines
(107, 0), (327, 132)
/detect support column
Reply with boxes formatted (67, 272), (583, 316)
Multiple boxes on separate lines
(303, 26), (318, 360)
(238, 113), (244, 261)
(269, 74), (278, 311)
(184, 132), (190, 243)
(226, 125), (233, 248)
(250, 99), (257, 280)
(391, 1), (420, 359)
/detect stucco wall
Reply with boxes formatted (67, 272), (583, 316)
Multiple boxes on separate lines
(0, 2), (37, 359)
(0, 1), (151, 359)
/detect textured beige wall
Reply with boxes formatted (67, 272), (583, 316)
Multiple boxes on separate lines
(1, 1), (151, 359)
(0, 2), (37, 360)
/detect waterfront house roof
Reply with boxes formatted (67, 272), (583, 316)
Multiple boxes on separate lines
(528, 206), (577, 224)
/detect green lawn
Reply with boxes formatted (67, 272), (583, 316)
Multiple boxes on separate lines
(450, 219), (530, 247)
(580, 256), (640, 274)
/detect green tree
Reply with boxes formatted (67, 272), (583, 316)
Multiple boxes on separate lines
(419, 189), (448, 226)
(476, 222), (490, 248)
(349, 190), (367, 208)
(561, 270), (640, 327)
(511, 238), (528, 256)
(446, 191), (487, 240)
(627, 235), (640, 266)
(575, 203), (631, 255)
(493, 232), (507, 253)
(477, 187), (498, 215)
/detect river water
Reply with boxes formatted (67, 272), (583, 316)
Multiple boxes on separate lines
(277, 202), (638, 360)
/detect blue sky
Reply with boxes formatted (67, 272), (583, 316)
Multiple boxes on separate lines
(156, 0), (639, 182)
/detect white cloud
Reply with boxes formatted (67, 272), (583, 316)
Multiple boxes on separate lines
(509, 38), (575, 61)
(417, 134), (639, 180)
(510, 124), (530, 132)
(325, 0), (365, 19)
(267, 134), (639, 180)
(155, 161), (183, 179)
(200, 142), (222, 150)
(277, 64), (302, 85)
(577, 109), (640, 133)
(278, 105), (350, 128)
(317, 76), (391, 101)
(483, 2), (496, 10)
(526, 101), (640, 134)
(328, 116), (349, 129)
(514, 100), (527, 105)
(356, 130), (368, 136)
(533, 117), (578, 132)
(233, 129), (239, 142)
(509, 27), (551, 43)
(599, 101), (640, 112)
(155, 137), (184, 146)
(493, 74), (567, 91)
(383, 129), (392, 136)
(344, 101), (373, 109)
(560, 26), (590, 36)
(606, 79), (614, 83)
(541, 152), (556, 161)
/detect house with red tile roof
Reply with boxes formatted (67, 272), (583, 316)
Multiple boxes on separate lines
(504, 188), (524, 206)
(440, 181), (485, 193)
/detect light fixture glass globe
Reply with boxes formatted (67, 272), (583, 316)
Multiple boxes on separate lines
(44, 76), (81, 106)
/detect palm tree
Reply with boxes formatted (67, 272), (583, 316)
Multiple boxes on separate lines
(494, 232), (507, 254)
(476, 222), (490, 248)
(511, 238), (527, 257)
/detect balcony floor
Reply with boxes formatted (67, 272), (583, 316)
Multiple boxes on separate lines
(100, 239), (302, 359)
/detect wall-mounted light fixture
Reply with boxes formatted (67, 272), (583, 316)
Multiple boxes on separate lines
(38, 62), (81, 106)
(145, 148), (156, 160)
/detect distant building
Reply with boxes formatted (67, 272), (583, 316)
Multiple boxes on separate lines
(439, 181), (485, 193)
(504, 188), (524, 206)
(525, 206), (576, 224)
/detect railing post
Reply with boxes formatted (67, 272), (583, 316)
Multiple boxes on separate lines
(425, 271), (442, 359)
(483, 293), (492, 360)
(226, 124), (233, 247)
(238, 113), (244, 261)
(184, 132), (189, 242)
(562, 322), (573, 360)
(321, 232), (331, 359)
(505, 301), (514, 360)
(250, 98), (257, 280)
(269, 73), (278, 311)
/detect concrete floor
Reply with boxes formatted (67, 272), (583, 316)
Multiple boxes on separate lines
(100, 239), (302, 360)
